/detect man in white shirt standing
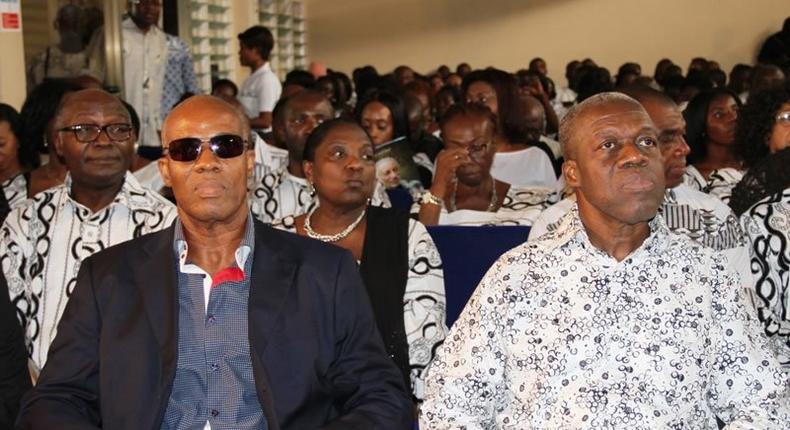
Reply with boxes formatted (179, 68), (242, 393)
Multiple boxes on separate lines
(122, 0), (168, 150)
(238, 26), (282, 132)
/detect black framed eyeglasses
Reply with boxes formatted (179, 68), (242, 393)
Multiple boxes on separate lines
(58, 123), (134, 143)
(165, 134), (247, 162)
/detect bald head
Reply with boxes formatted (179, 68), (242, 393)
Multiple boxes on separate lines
(162, 95), (250, 147)
(54, 89), (129, 130)
(559, 92), (646, 160)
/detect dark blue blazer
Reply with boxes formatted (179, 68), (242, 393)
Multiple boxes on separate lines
(16, 219), (412, 430)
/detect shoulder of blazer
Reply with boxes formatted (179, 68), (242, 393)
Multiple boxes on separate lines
(251, 218), (354, 269)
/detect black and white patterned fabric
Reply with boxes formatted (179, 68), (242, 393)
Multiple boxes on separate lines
(409, 186), (557, 226)
(273, 216), (446, 400)
(0, 173), (177, 369)
(683, 165), (743, 204)
(249, 166), (390, 223)
(1, 173), (28, 210)
(741, 187), (790, 367)
(531, 184), (752, 288)
(422, 205), (790, 429)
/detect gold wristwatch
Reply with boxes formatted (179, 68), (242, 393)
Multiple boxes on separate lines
(419, 190), (443, 206)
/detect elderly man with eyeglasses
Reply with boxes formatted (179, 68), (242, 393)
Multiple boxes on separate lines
(0, 88), (177, 375)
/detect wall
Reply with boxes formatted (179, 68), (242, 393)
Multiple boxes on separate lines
(306, 0), (787, 84)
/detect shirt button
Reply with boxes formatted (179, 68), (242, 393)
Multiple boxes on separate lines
(210, 409), (219, 417)
(207, 314), (216, 324)
(210, 363), (219, 371)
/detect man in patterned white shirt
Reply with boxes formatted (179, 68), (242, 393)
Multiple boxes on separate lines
(421, 93), (790, 429)
(0, 89), (176, 372)
(530, 86), (752, 288)
(250, 90), (388, 223)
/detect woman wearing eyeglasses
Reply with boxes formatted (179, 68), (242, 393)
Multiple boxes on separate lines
(416, 103), (556, 227)
(272, 118), (447, 405)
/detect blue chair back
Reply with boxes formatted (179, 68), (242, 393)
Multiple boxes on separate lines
(426, 225), (531, 327)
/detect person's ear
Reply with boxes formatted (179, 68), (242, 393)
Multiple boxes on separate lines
(303, 160), (314, 184)
(563, 159), (581, 188)
(53, 128), (66, 158)
(245, 146), (255, 180)
(158, 156), (172, 188)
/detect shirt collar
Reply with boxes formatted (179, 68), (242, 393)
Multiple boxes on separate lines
(547, 203), (670, 265)
(173, 212), (256, 275)
(122, 16), (161, 36)
(251, 62), (272, 76)
(62, 171), (141, 216)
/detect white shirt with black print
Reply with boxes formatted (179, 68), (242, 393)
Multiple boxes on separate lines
(741, 187), (790, 367)
(272, 216), (447, 401)
(410, 186), (557, 226)
(531, 183), (753, 288)
(1, 173), (28, 209)
(249, 166), (391, 223)
(683, 164), (743, 204)
(0, 172), (177, 370)
(422, 205), (790, 429)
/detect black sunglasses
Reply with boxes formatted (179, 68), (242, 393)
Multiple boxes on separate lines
(165, 134), (247, 162)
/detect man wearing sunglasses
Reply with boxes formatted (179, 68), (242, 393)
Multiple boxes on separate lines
(0, 89), (177, 377)
(17, 95), (411, 430)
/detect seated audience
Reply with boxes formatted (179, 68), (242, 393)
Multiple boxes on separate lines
(17, 79), (81, 199)
(730, 87), (790, 215)
(421, 92), (790, 428)
(737, 149), (790, 368)
(15, 95), (411, 430)
(0, 89), (177, 373)
(515, 69), (560, 134)
(464, 68), (557, 189)
(416, 103), (556, 226)
(683, 88), (743, 203)
(250, 90), (388, 223)
(0, 104), (36, 208)
(273, 119), (447, 402)
(357, 89), (433, 189)
(434, 84), (462, 128)
(728, 63), (752, 103)
(748, 63), (786, 102)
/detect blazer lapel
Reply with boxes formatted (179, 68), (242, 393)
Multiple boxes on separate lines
(247, 221), (298, 355)
(136, 227), (179, 381)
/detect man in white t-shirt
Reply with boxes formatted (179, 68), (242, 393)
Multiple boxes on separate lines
(237, 26), (283, 132)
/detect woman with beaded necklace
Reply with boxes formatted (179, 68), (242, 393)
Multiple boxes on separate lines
(272, 118), (447, 406)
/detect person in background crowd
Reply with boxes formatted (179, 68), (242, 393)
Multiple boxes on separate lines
(728, 64), (753, 103)
(357, 89), (434, 189)
(465, 68), (557, 189)
(748, 63), (787, 102)
(17, 79), (81, 199)
(758, 17), (790, 72)
(421, 92), (790, 428)
(404, 80), (443, 160)
(27, 4), (92, 89)
(119, 0), (200, 155)
(683, 88), (743, 203)
(15, 95), (411, 430)
(238, 26), (282, 132)
(528, 57), (547, 76)
(273, 118), (447, 405)
(394, 65), (416, 87)
(434, 85), (462, 127)
(0, 89), (177, 374)
(456, 62), (472, 77)
(0, 104), (36, 208)
(416, 103), (556, 226)
(211, 78), (239, 102)
(729, 87), (790, 215)
(515, 69), (560, 133)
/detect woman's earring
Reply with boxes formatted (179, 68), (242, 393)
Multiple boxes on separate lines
(308, 182), (316, 197)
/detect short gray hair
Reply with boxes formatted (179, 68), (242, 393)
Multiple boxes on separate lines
(559, 92), (642, 160)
